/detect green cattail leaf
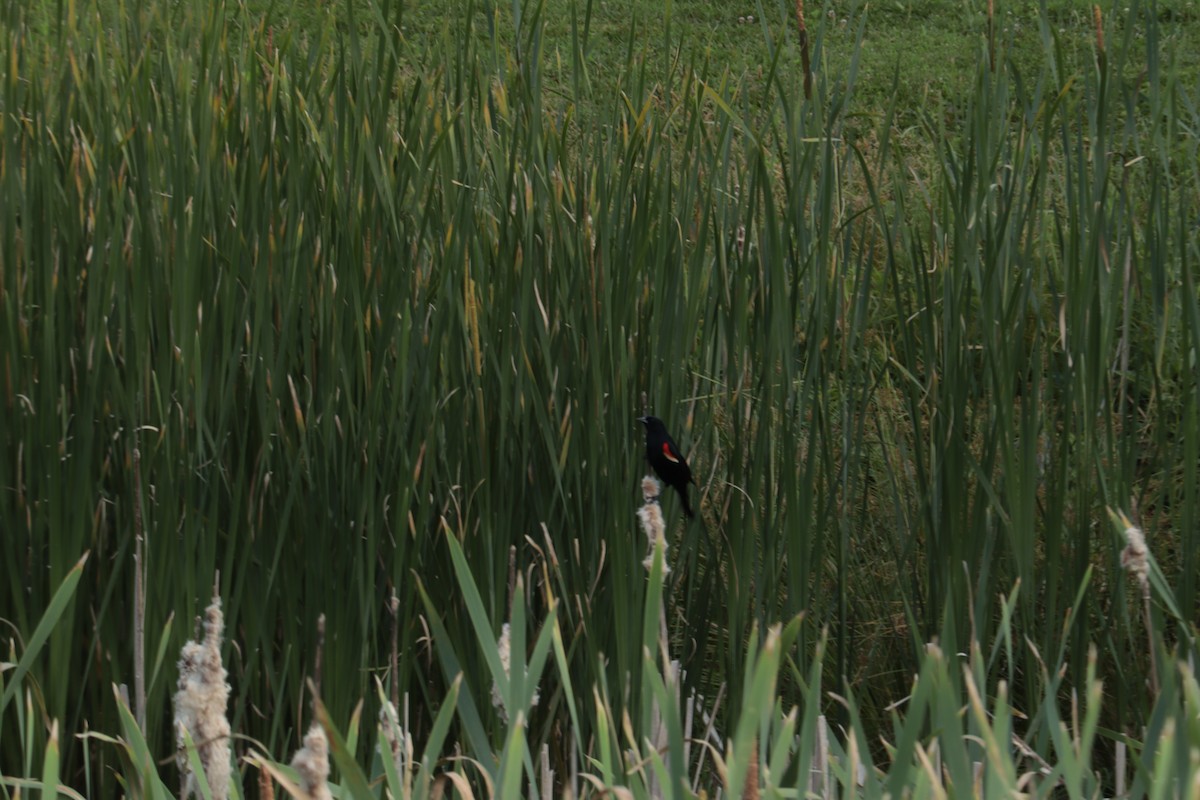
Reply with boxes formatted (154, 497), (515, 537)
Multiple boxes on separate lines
(180, 726), (215, 800)
(726, 623), (781, 796)
(495, 711), (526, 800)
(41, 719), (61, 800)
(421, 674), (462, 779)
(415, 576), (491, 762)
(523, 608), (556, 712)
(112, 685), (174, 800)
(591, 687), (617, 787)
(0, 776), (86, 800)
(374, 688), (407, 799)
(0, 553), (88, 715)
(313, 696), (374, 800)
(767, 706), (799, 786)
(442, 527), (509, 704)
(344, 700), (363, 766)
(146, 612), (176, 702)
(639, 647), (686, 798)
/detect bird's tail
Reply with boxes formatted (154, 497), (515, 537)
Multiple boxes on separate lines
(677, 485), (695, 518)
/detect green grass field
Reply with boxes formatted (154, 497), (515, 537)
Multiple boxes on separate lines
(2, 0), (1199, 796)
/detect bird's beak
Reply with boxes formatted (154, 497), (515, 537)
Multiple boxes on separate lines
(636, 416), (648, 424)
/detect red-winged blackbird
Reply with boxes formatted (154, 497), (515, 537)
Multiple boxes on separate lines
(638, 415), (696, 518)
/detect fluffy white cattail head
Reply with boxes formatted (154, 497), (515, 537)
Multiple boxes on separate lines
(1116, 510), (1149, 592)
(290, 723), (332, 800)
(174, 594), (232, 800)
(491, 622), (539, 724)
(638, 476), (669, 574)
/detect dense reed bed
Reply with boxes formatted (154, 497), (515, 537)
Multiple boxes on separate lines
(2, 0), (1198, 795)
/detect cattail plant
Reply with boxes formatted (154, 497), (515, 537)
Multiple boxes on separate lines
(377, 692), (413, 786)
(1, 0), (1198, 794)
(491, 621), (541, 723)
(173, 587), (232, 800)
(795, 0), (813, 98)
(637, 476), (670, 574)
(289, 724), (332, 800)
(1112, 508), (1158, 698)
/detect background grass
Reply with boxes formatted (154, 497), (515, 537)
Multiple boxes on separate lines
(2, 0), (1199, 795)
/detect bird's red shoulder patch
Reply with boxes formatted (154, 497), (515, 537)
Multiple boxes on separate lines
(661, 442), (680, 463)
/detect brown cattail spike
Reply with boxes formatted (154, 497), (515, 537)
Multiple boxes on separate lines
(743, 738), (760, 799)
(987, 0), (996, 71)
(795, 0), (812, 100)
(312, 613), (326, 712)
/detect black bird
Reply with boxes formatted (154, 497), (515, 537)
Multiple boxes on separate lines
(638, 415), (695, 518)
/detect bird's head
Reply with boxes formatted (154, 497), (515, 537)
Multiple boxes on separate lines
(637, 415), (665, 433)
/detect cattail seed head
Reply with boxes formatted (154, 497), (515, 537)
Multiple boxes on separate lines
(491, 622), (540, 724)
(638, 476), (669, 573)
(290, 723), (332, 800)
(173, 594), (232, 800)
(1119, 518), (1149, 591)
